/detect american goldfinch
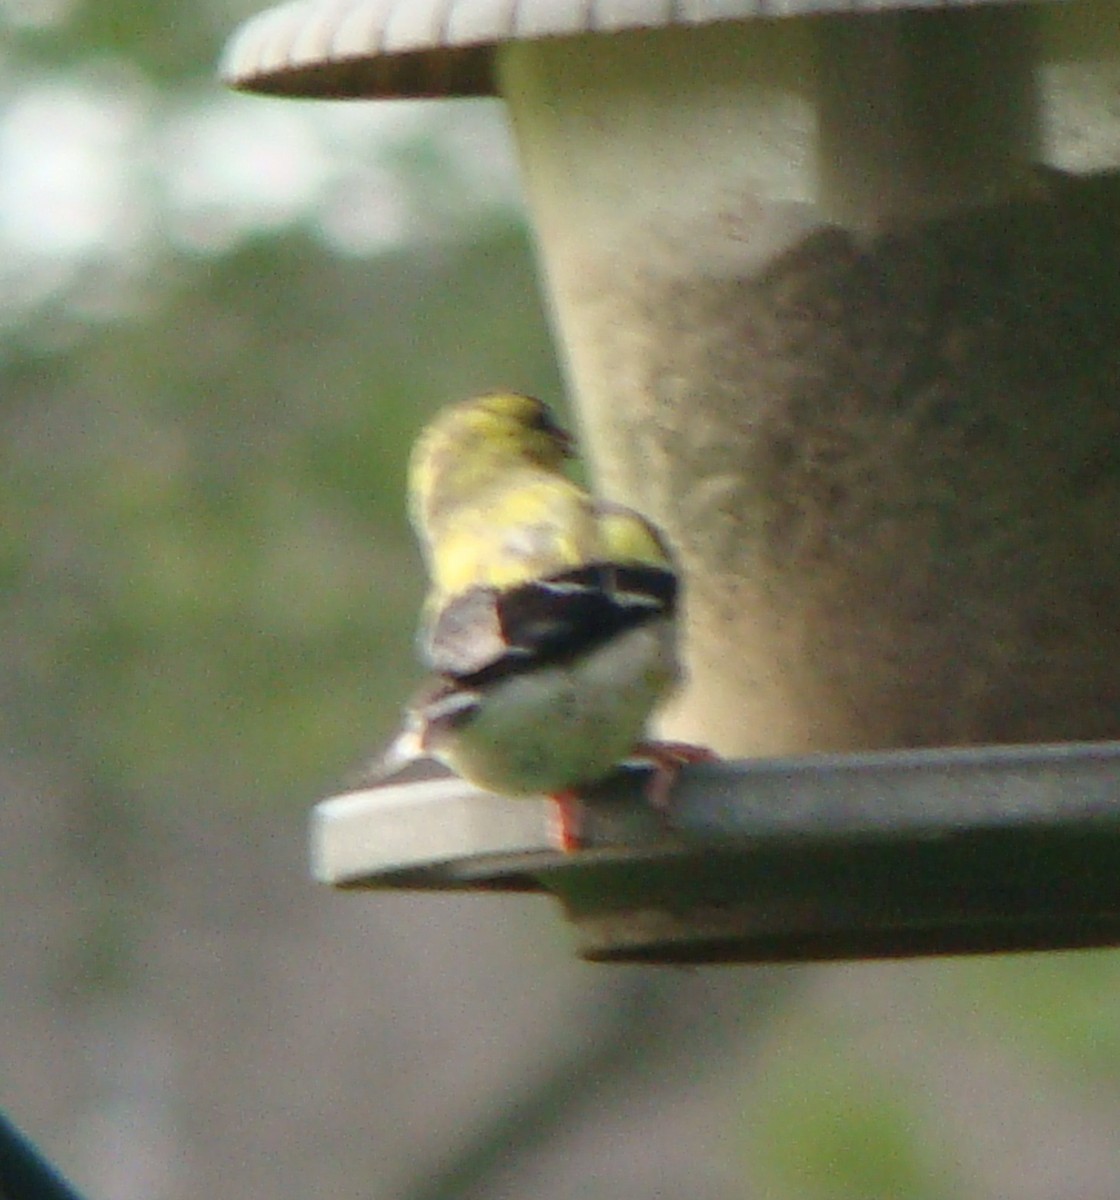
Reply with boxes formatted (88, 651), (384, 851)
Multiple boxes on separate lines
(384, 391), (706, 850)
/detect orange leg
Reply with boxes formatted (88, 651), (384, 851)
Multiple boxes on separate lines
(631, 740), (719, 813)
(547, 744), (717, 851)
(547, 789), (584, 853)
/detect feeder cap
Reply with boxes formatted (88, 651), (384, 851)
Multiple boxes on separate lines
(221, 0), (1031, 100)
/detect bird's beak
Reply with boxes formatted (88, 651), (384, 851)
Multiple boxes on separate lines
(544, 414), (575, 457)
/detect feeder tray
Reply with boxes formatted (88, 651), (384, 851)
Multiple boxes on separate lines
(313, 740), (1120, 963)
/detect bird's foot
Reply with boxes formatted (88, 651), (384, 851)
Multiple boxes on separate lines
(547, 789), (584, 853)
(631, 740), (719, 815)
(547, 744), (717, 851)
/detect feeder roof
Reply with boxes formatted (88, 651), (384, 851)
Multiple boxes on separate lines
(221, 0), (1033, 99)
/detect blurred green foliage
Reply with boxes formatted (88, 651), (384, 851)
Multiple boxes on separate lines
(753, 1024), (961, 1200)
(0, 219), (563, 813)
(952, 951), (1120, 1081)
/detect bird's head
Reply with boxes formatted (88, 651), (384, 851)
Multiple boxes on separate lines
(426, 392), (572, 468)
(409, 392), (574, 527)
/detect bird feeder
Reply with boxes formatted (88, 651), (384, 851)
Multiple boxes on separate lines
(221, 0), (1120, 961)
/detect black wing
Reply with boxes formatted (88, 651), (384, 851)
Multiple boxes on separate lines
(420, 562), (677, 684)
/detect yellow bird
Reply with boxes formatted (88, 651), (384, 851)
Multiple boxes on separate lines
(384, 392), (706, 849)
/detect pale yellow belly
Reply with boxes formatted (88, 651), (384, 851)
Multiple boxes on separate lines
(435, 620), (679, 796)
